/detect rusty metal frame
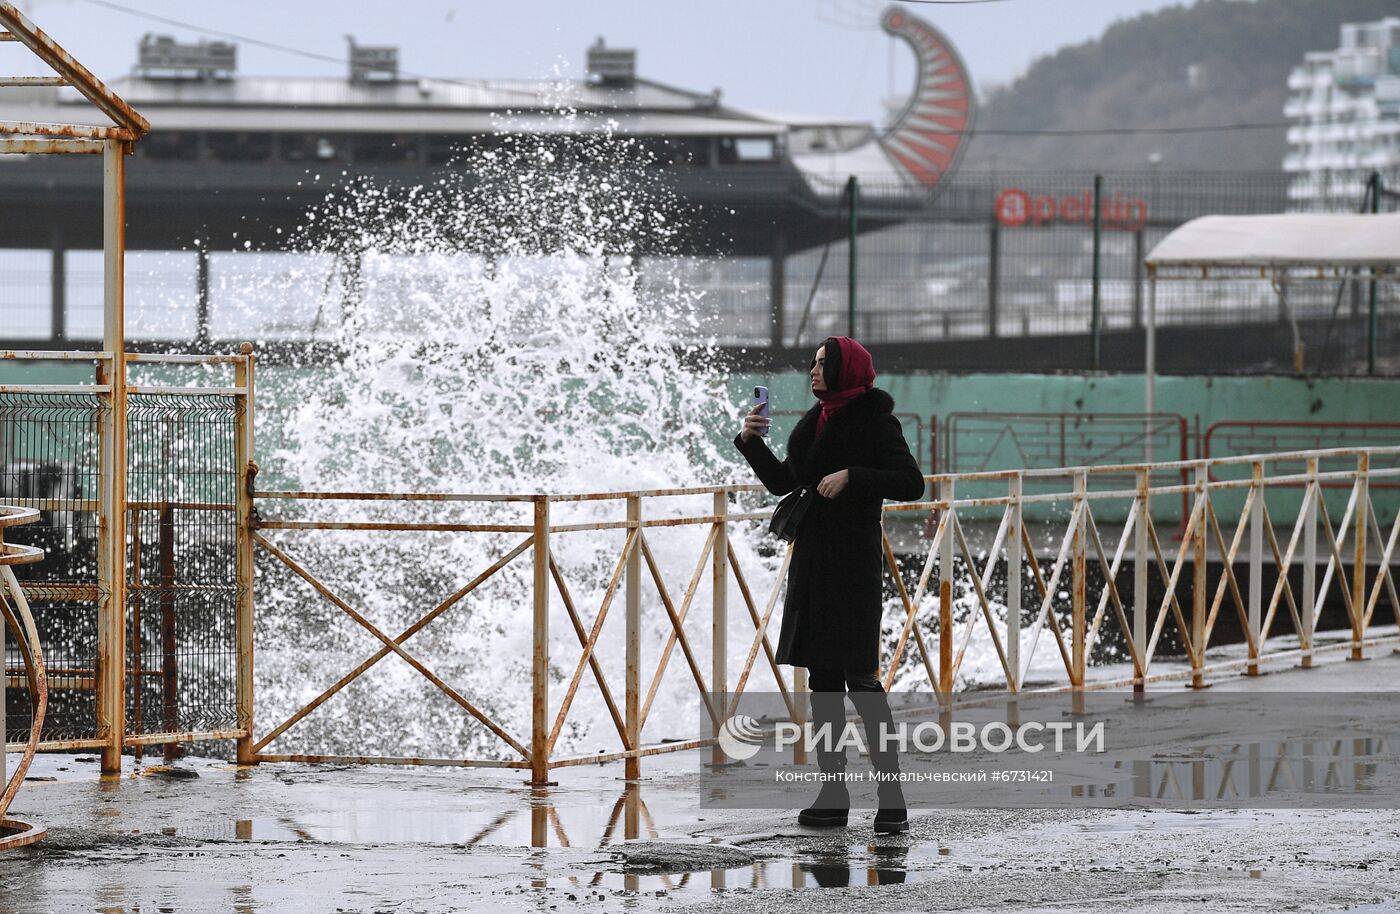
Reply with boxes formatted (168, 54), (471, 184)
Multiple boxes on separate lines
(246, 485), (796, 782)
(1, 351), (254, 764)
(0, 4), (153, 774)
(0, 3), (149, 147)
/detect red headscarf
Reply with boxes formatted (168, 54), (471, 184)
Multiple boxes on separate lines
(814, 336), (875, 435)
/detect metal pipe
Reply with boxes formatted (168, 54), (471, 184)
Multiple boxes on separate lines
(847, 175), (858, 337)
(97, 137), (128, 774)
(158, 505), (178, 762)
(1351, 452), (1368, 661)
(1145, 269), (1157, 457)
(1368, 171), (1380, 376)
(531, 496), (551, 785)
(1133, 468), (1149, 689)
(1091, 173), (1102, 370)
(711, 490), (727, 768)
(624, 496), (640, 781)
(1246, 462), (1263, 676)
(1190, 465), (1208, 688)
(1071, 471), (1087, 687)
(1301, 458), (1318, 668)
(938, 479), (954, 693)
(235, 344), (256, 764)
(1006, 476), (1021, 691)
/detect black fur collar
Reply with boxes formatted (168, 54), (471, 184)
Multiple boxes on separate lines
(791, 386), (896, 451)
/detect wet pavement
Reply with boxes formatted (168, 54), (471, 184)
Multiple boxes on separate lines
(4, 652), (1400, 912)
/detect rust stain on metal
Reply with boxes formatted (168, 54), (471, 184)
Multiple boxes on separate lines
(0, 3), (149, 138)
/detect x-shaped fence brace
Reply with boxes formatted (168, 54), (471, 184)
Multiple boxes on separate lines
(249, 511), (797, 770)
(246, 449), (1400, 777)
(879, 457), (1400, 695)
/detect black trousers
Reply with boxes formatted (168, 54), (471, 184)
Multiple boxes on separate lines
(806, 666), (899, 774)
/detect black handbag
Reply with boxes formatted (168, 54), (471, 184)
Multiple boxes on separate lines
(768, 485), (816, 543)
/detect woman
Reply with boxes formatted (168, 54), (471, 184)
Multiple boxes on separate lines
(735, 336), (925, 833)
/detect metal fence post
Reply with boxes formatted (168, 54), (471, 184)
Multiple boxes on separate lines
(938, 479), (955, 693)
(1072, 471), (1087, 687)
(97, 137), (129, 774)
(1351, 452), (1369, 661)
(1091, 173), (1103, 370)
(769, 229), (786, 350)
(1134, 468), (1149, 689)
(235, 343), (257, 763)
(1007, 475), (1022, 691)
(988, 220), (1000, 339)
(531, 495), (552, 785)
(1131, 228), (1144, 330)
(625, 495), (641, 780)
(1190, 464), (1208, 688)
(158, 505), (179, 762)
(1369, 171), (1380, 376)
(711, 490), (728, 768)
(1246, 462), (1263, 676)
(847, 175), (859, 338)
(1301, 456), (1318, 669)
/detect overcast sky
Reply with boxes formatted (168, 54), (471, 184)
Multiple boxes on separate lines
(10, 0), (1201, 125)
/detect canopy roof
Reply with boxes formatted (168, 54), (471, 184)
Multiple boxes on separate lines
(1146, 213), (1400, 270)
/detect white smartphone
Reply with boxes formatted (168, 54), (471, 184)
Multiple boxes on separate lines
(753, 386), (769, 436)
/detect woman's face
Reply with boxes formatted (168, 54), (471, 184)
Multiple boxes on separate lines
(810, 345), (827, 392)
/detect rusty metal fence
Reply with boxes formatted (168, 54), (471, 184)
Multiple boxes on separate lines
(0, 350), (253, 764)
(246, 444), (1400, 782)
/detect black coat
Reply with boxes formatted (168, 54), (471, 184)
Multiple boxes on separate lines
(734, 387), (925, 672)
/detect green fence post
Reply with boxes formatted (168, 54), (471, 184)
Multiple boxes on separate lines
(847, 175), (859, 338)
(1369, 171), (1380, 376)
(1091, 173), (1103, 370)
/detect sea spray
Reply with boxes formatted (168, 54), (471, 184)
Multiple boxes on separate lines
(239, 111), (788, 759)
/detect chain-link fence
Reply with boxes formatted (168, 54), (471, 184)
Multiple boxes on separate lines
(0, 393), (102, 743)
(1, 391), (241, 747)
(765, 169), (1400, 375)
(3, 168), (1396, 375)
(124, 394), (242, 742)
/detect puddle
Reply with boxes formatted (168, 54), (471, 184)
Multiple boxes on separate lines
(572, 842), (974, 895)
(1073, 811), (1243, 833)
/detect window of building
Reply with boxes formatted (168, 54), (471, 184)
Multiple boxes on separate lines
(716, 136), (778, 165)
(637, 136), (710, 168)
(137, 131), (199, 161)
(352, 133), (422, 164)
(281, 133), (351, 163)
(206, 132), (273, 162)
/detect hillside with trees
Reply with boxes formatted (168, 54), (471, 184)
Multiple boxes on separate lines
(960, 0), (1399, 172)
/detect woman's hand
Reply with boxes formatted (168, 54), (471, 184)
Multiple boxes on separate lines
(817, 469), (850, 499)
(739, 404), (771, 443)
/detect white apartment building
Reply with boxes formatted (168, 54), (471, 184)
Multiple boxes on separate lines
(1284, 17), (1400, 210)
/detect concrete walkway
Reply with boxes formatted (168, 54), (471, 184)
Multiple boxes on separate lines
(3, 650), (1400, 913)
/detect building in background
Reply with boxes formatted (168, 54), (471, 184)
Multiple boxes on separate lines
(1284, 17), (1400, 210)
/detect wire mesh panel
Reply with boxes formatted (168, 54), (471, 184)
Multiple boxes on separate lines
(0, 393), (103, 744)
(1, 390), (242, 747)
(125, 393), (241, 739)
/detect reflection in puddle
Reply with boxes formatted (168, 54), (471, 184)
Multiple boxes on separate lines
(583, 843), (959, 895)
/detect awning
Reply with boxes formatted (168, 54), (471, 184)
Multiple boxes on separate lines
(1146, 213), (1400, 270)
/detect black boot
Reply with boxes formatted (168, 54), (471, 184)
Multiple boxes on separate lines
(873, 781), (908, 834)
(850, 685), (908, 835)
(799, 688), (849, 827)
(798, 751), (849, 826)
